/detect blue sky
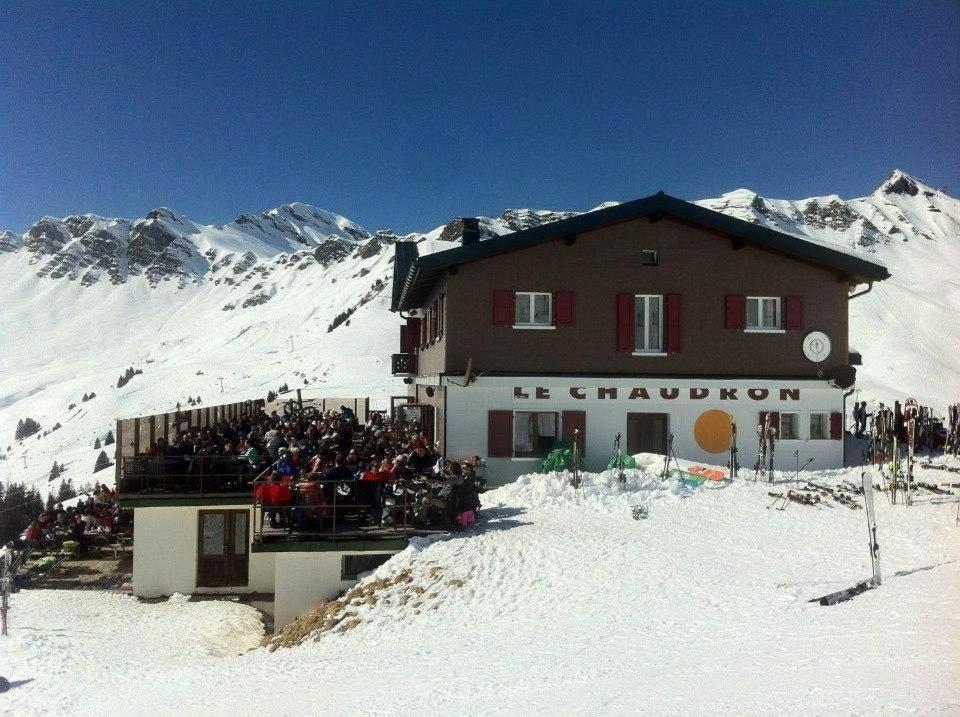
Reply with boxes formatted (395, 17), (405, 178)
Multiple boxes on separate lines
(1, 1), (957, 233)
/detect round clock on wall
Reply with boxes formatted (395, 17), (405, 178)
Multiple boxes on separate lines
(802, 331), (832, 363)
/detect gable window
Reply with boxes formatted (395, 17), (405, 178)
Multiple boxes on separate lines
(809, 412), (829, 440)
(746, 296), (782, 331)
(513, 411), (558, 458)
(515, 292), (552, 328)
(634, 294), (664, 353)
(641, 249), (659, 266)
(780, 412), (799, 440)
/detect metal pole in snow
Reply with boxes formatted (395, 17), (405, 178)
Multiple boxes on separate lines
(1, 549), (11, 636)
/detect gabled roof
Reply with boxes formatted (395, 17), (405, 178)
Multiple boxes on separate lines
(394, 192), (890, 311)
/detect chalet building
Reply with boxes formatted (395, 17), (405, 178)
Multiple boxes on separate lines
(390, 192), (889, 484)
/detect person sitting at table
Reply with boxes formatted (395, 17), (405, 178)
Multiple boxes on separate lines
(275, 448), (297, 478)
(407, 444), (437, 475)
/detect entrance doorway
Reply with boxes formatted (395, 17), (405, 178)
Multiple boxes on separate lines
(197, 509), (249, 588)
(627, 413), (669, 455)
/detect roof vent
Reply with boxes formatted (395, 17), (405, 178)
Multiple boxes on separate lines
(461, 217), (480, 246)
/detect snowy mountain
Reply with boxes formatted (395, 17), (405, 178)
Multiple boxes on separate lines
(0, 171), (957, 495)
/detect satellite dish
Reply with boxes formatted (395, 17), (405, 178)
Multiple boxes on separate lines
(802, 331), (832, 363)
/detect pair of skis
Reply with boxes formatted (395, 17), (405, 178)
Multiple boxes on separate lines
(754, 412), (777, 482)
(813, 471), (881, 606)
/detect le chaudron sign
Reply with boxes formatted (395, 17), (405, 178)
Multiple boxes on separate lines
(512, 386), (803, 401)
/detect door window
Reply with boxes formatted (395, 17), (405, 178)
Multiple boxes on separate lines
(201, 513), (225, 556)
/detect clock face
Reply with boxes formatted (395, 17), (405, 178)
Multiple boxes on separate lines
(803, 331), (832, 363)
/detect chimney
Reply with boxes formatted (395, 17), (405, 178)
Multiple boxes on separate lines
(461, 217), (480, 246)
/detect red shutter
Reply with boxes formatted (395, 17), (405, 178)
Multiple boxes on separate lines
(429, 300), (438, 340)
(725, 295), (745, 329)
(784, 295), (803, 330)
(665, 293), (682, 354)
(830, 412), (843, 440)
(555, 291), (575, 326)
(616, 293), (635, 352)
(562, 410), (586, 455)
(488, 411), (513, 458)
(400, 320), (420, 352)
(438, 294), (444, 337)
(758, 411), (780, 432)
(493, 290), (514, 325)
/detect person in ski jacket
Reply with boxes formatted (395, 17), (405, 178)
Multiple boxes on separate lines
(407, 445), (436, 475)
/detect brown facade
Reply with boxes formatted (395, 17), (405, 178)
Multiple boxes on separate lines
(409, 216), (850, 378)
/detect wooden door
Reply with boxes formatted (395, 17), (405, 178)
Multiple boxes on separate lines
(197, 509), (249, 588)
(627, 413), (669, 455)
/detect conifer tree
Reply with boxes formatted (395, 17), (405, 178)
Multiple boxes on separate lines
(93, 450), (112, 473)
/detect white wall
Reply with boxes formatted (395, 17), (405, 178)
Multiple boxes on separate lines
(273, 550), (399, 628)
(131, 504), (274, 598)
(439, 376), (845, 484)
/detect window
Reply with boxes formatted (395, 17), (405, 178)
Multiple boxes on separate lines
(515, 292), (552, 327)
(641, 249), (658, 266)
(780, 412), (799, 440)
(513, 411), (558, 458)
(634, 294), (663, 353)
(746, 297), (782, 331)
(809, 412), (829, 440)
(341, 553), (394, 580)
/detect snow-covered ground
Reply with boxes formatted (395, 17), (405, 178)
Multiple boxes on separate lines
(3, 461), (959, 715)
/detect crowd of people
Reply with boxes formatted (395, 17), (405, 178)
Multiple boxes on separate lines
(138, 405), (484, 532)
(13, 484), (122, 558)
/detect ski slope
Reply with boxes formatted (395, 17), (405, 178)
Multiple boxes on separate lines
(3, 462), (959, 715)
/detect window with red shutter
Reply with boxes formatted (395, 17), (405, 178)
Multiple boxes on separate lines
(830, 412), (843, 440)
(561, 410), (586, 454)
(758, 411), (780, 433)
(725, 295), (746, 329)
(665, 294), (682, 354)
(616, 293), (635, 352)
(555, 291), (575, 326)
(492, 291), (514, 325)
(784, 295), (803, 330)
(488, 411), (514, 457)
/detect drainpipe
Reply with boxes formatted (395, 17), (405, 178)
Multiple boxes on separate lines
(848, 281), (874, 300)
(842, 387), (855, 466)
